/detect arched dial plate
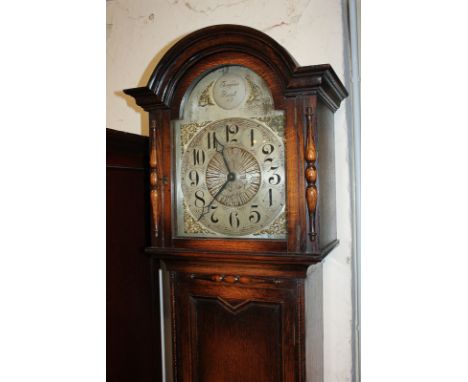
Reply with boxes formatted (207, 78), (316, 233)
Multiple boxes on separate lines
(179, 117), (285, 237)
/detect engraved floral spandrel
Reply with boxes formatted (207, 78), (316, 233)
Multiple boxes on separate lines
(180, 121), (211, 148)
(198, 81), (215, 107)
(245, 74), (261, 105)
(254, 115), (285, 137)
(183, 203), (212, 234)
(245, 74), (274, 114)
(253, 212), (286, 237)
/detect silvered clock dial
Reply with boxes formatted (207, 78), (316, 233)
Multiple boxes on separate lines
(180, 117), (285, 236)
(174, 65), (286, 239)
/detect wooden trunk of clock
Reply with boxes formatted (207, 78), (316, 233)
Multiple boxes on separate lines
(125, 25), (347, 382)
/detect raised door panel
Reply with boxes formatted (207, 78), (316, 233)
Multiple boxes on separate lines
(195, 297), (281, 382)
(171, 272), (303, 382)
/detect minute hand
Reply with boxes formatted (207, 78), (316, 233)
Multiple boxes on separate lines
(198, 179), (230, 221)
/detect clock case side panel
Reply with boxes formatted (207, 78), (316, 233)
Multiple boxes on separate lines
(315, 101), (338, 251)
(286, 95), (338, 255)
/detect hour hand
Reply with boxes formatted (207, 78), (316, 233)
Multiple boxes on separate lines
(214, 136), (232, 173)
(214, 135), (224, 153)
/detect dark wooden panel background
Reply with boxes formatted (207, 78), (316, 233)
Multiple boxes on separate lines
(106, 129), (162, 382)
(195, 297), (282, 382)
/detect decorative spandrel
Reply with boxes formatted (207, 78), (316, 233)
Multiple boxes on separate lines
(174, 65), (286, 239)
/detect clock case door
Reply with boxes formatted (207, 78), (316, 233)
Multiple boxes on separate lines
(124, 25), (347, 382)
(171, 269), (304, 382)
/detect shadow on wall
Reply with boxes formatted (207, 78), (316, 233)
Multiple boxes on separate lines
(115, 90), (150, 136)
(115, 33), (189, 136)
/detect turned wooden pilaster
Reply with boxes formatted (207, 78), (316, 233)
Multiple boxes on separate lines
(149, 119), (159, 238)
(305, 106), (318, 241)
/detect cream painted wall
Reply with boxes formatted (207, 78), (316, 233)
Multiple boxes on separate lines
(107, 0), (354, 381)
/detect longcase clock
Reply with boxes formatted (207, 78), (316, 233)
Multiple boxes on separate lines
(124, 25), (348, 382)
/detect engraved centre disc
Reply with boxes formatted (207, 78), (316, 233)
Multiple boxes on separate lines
(205, 147), (261, 207)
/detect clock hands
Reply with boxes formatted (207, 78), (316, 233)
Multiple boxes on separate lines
(197, 178), (230, 221)
(198, 136), (236, 221)
(214, 135), (233, 175)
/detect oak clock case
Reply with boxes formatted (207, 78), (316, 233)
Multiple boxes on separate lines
(123, 25), (347, 382)
(174, 66), (286, 239)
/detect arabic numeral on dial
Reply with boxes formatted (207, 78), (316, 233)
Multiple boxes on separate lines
(225, 124), (239, 143)
(229, 211), (240, 228)
(192, 149), (205, 165)
(262, 143), (275, 155)
(194, 190), (205, 208)
(210, 205), (219, 223)
(264, 157), (279, 171)
(268, 174), (281, 185)
(249, 205), (261, 224)
(207, 132), (217, 150)
(188, 170), (199, 186)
